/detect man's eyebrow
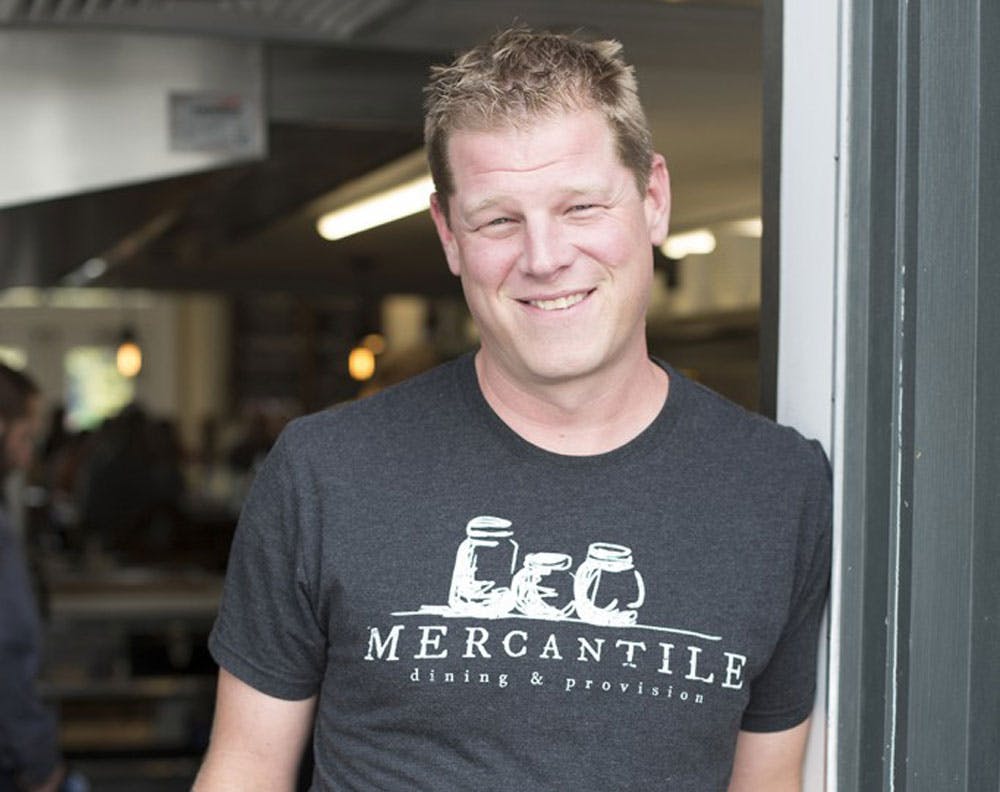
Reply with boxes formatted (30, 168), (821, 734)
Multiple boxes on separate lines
(463, 185), (612, 215)
(464, 196), (506, 215)
(563, 185), (611, 200)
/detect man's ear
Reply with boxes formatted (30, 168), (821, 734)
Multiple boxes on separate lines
(645, 154), (671, 246)
(430, 193), (462, 277)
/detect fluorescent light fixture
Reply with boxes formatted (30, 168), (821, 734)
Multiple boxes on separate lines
(312, 149), (430, 241)
(661, 228), (716, 260)
(730, 217), (763, 238)
(62, 257), (109, 287)
(316, 174), (433, 241)
(82, 257), (108, 279)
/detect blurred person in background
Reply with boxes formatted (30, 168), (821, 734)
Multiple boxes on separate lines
(0, 363), (64, 792)
(77, 404), (185, 563)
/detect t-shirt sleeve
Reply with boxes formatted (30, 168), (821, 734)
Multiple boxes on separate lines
(741, 441), (832, 732)
(209, 425), (326, 700)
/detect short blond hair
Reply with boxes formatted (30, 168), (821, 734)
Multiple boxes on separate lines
(424, 27), (654, 212)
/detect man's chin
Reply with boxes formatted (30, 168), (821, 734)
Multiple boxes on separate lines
(497, 351), (607, 389)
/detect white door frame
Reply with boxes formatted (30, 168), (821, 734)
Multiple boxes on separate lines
(776, 1), (847, 789)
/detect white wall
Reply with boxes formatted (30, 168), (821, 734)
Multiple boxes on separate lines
(0, 30), (264, 208)
(778, 1), (843, 789)
(174, 293), (232, 451)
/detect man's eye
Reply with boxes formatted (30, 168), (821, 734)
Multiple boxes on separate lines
(477, 217), (515, 232)
(570, 204), (598, 213)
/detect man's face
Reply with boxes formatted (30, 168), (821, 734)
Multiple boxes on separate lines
(4, 395), (41, 473)
(430, 108), (670, 389)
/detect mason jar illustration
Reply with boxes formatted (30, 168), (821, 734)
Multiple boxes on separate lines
(512, 552), (576, 620)
(573, 542), (645, 626)
(448, 516), (519, 617)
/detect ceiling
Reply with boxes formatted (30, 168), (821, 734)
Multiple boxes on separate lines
(0, 0), (763, 297)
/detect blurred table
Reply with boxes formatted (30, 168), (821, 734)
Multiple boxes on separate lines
(40, 569), (223, 764)
(48, 569), (223, 621)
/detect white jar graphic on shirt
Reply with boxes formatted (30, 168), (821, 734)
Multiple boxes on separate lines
(573, 542), (645, 626)
(448, 516), (519, 617)
(512, 552), (576, 620)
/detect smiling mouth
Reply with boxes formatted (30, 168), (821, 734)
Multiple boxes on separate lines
(523, 290), (594, 312)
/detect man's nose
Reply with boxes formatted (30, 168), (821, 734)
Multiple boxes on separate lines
(519, 218), (573, 278)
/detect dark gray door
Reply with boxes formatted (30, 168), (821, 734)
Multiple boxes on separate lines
(837, 1), (1000, 790)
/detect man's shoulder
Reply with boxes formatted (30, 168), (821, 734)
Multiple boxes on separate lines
(278, 356), (468, 451)
(675, 371), (829, 479)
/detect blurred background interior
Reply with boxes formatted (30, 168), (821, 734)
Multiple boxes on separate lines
(2, 1), (763, 788)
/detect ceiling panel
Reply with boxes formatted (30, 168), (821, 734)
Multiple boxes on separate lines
(0, 0), (762, 294)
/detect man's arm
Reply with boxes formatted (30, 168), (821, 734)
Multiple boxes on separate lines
(193, 668), (316, 792)
(727, 719), (812, 792)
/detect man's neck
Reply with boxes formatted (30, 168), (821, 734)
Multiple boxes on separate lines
(474, 350), (670, 456)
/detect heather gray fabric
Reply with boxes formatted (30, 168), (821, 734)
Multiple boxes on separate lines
(0, 509), (60, 789)
(210, 354), (831, 791)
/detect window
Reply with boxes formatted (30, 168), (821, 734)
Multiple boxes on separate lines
(0, 346), (27, 370)
(64, 346), (135, 430)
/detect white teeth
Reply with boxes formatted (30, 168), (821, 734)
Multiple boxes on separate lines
(529, 292), (588, 311)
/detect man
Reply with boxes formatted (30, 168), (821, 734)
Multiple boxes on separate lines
(0, 364), (65, 792)
(195, 28), (831, 791)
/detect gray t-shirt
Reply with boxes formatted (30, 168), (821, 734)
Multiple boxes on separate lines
(210, 355), (831, 791)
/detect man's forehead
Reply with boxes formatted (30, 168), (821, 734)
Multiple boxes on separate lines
(447, 102), (606, 143)
(448, 109), (615, 164)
